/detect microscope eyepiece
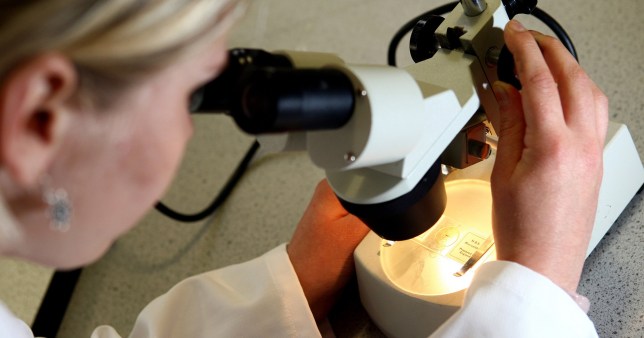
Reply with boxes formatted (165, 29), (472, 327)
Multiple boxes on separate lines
(192, 48), (355, 134)
(233, 68), (355, 134)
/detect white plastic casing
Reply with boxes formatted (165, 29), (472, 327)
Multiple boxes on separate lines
(354, 122), (644, 337)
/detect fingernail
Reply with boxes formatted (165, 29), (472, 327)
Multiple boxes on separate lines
(508, 20), (526, 32)
(493, 82), (508, 107)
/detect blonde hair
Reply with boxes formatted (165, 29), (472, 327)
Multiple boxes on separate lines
(0, 0), (244, 108)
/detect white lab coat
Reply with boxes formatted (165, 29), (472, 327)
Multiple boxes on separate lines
(0, 244), (597, 338)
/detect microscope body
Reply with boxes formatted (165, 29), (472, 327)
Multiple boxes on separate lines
(196, 0), (644, 336)
(252, 1), (644, 336)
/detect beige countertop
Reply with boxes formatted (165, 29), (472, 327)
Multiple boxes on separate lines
(2, 1), (642, 337)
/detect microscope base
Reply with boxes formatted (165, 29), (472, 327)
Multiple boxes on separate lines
(354, 121), (644, 338)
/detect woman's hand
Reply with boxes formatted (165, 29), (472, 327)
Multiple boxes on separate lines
(287, 179), (370, 321)
(491, 20), (609, 294)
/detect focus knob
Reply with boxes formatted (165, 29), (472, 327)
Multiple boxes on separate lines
(502, 0), (537, 19)
(497, 45), (522, 89)
(409, 15), (445, 63)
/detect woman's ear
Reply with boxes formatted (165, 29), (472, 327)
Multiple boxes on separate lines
(0, 53), (78, 187)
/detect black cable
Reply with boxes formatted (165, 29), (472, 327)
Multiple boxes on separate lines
(532, 7), (578, 61)
(155, 140), (260, 222)
(31, 268), (82, 337)
(387, 3), (578, 66)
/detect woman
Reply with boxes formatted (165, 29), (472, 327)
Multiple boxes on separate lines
(0, 0), (606, 337)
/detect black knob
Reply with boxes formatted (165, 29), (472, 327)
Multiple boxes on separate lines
(502, 0), (538, 19)
(409, 15), (445, 63)
(497, 45), (522, 89)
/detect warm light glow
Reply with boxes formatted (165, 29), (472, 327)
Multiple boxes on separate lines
(381, 179), (496, 297)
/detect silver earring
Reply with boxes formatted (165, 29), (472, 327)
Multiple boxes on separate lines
(41, 179), (73, 232)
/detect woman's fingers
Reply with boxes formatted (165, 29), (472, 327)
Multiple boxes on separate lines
(491, 21), (609, 293)
(503, 20), (564, 135)
(504, 22), (607, 145)
(592, 84), (609, 146)
(492, 80), (525, 179)
(287, 179), (369, 320)
(531, 32), (598, 135)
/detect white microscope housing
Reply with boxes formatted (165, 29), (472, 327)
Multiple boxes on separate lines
(353, 119), (644, 337)
(195, 0), (644, 336)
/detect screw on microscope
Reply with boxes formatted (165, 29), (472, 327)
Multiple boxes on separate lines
(485, 46), (501, 68)
(461, 0), (488, 16)
(344, 152), (357, 163)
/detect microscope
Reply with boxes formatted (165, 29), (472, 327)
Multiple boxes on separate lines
(193, 0), (644, 336)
